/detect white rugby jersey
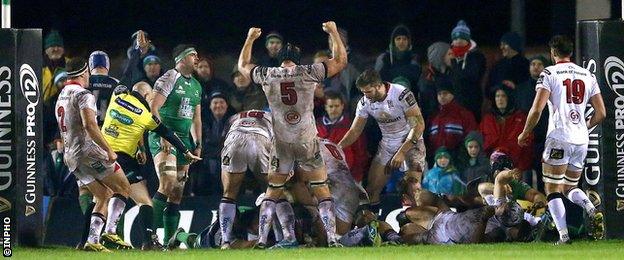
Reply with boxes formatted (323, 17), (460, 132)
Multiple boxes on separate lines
(536, 61), (601, 145)
(226, 110), (273, 140)
(356, 83), (418, 142)
(251, 63), (326, 143)
(319, 139), (368, 204)
(55, 84), (102, 171)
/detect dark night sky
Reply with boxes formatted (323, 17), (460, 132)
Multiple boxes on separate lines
(9, 0), (582, 57)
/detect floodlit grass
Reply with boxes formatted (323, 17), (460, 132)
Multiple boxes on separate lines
(14, 240), (624, 259)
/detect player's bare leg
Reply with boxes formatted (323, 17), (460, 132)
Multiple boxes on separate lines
(542, 163), (571, 244)
(256, 173), (289, 248)
(365, 161), (389, 216)
(562, 169), (603, 240)
(130, 180), (162, 250)
(77, 186), (96, 249)
(220, 170), (245, 249)
(98, 167), (133, 249)
(300, 166), (340, 247)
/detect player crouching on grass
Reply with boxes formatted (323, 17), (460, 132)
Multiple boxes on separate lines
(100, 82), (201, 250)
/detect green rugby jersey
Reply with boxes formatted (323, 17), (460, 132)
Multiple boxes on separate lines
(153, 69), (202, 137)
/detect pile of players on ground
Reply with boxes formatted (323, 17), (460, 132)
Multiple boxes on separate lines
(59, 21), (605, 252)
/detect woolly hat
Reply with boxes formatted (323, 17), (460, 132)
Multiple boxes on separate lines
(44, 30), (64, 49)
(435, 146), (452, 161)
(143, 55), (161, 67)
(501, 32), (523, 53)
(451, 20), (471, 41)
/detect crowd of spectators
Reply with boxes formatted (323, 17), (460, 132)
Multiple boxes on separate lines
(42, 19), (554, 198)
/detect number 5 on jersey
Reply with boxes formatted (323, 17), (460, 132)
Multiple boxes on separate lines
(280, 82), (297, 105)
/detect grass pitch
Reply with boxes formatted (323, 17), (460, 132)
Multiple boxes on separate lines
(15, 240), (624, 259)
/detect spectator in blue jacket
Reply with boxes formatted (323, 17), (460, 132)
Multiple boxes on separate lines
(423, 146), (465, 195)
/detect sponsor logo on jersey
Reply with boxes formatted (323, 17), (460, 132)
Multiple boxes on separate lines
(114, 97), (143, 115)
(284, 110), (301, 125)
(104, 124), (120, 138)
(549, 148), (564, 160)
(222, 155), (230, 166)
(109, 109), (134, 125)
(569, 109), (581, 124)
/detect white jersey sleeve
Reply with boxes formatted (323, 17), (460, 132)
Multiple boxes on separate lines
(76, 91), (97, 112)
(355, 97), (370, 119)
(153, 69), (179, 97)
(397, 88), (418, 111)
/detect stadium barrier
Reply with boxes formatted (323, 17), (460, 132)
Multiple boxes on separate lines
(0, 29), (44, 250)
(577, 19), (624, 239)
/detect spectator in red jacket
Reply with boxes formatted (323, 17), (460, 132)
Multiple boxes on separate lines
(480, 85), (533, 171)
(317, 91), (369, 182)
(426, 78), (477, 161)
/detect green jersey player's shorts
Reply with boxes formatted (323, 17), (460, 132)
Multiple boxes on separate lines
(148, 131), (195, 165)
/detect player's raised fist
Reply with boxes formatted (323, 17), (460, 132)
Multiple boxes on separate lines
(247, 27), (262, 40)
(322, 21), (337, 33)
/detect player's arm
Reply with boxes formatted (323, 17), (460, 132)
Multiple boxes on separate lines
(238, 27), (262, 80)
(152, 121), (192, 156)
(191, 104), (202, 157)
(524, 188), (547, 207)
(518, 88), (549, 146)
(81, 107), (116, 162)
(397, 106), (425, 156)
(338, 116), (367, 149)
(322, 21), (347, 78)
(588, 93), (606, 129)
(150, 93), (166, 120)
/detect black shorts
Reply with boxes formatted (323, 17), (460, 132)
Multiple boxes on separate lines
(117, 152), (144, 184)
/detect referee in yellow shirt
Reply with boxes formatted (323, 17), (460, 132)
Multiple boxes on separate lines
(101, 81), (201, 250)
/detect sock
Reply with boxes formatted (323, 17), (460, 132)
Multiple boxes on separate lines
(524, 212), (541, 226)
(87, 213), (106, 244)
(318, 198), (337, 244)
(547, 193), (569, 241)
(219, 198), (237, 244)
(79, 193), (94, 214)
(175, 230), (191, 247)
(338, 226), (368, 246)
(258, 199), (276, 245)
(104, 194), (128, 234)
(163, 203), (181, 244)
(151, 192), (168, 229)
(567, 188), (596, 217)
(80, 202), (95, 245)
(382, 229), (402, 243)
(272, 215), (284, 242)
(369, 201), (381, 217)
(275, 200), (296, 242)
(138, 205), (154, 244)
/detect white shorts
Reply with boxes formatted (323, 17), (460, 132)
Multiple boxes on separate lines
(221, 132), (271, 174)
(270, 138), (325, 174)
(373, 137), (427, 172)
(542, 137), (588, 171)
(70, 147), (119, 186)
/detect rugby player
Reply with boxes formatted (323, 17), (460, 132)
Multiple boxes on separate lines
(149, 44), (203, 244)
(518, 35), (606, 244)
(217, 110), (274, 249)
(101, 82), (201, 249)
(339, 69), (426, 216)
(237, 21), (347, 248)
(55, 58), (130, 252)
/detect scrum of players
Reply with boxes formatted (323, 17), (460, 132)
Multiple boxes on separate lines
(54, 22), (605, 252)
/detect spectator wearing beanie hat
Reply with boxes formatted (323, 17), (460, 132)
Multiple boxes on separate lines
(487, 32), (530, 98)
(480, 84), (533, 172)
(448, 20), (487, 122)
(374, 24), (421, 93)
(422, 146), (465, 196)
(142, 55), (163, 86)
(456, 131), (490, 183)
(418, 41), (452, 120)
(426, 78), (477, 163)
